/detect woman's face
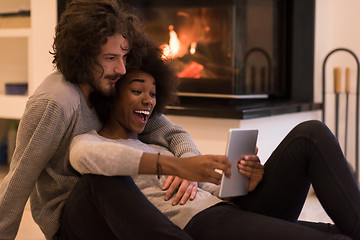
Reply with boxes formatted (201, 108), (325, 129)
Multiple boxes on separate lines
(113, 71), (157, 135)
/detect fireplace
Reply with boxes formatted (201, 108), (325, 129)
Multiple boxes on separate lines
(58, 0), (315, 103)
(125, 0), (315, 101)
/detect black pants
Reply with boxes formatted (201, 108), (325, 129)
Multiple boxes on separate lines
(57, 120), (359, 239)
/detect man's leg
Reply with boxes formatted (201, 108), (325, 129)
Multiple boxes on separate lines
(57, 174), (192, 240)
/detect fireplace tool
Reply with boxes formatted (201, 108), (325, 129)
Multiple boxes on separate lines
(345, 67), (350, 157)
(333, 67), (341, 138)
(322, 48), (360, 182)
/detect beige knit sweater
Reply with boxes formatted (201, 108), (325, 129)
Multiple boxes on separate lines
(0, 71), (200, 240)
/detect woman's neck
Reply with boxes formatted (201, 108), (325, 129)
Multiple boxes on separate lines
(98, 121), (138, 140)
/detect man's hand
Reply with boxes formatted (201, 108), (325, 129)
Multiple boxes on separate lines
(162, 176), (198, 205)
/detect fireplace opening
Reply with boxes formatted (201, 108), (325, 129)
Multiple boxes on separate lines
(124, 0), (314, 102)
(58, 0), (315, 104)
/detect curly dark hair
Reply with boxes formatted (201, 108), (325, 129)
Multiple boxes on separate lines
(91, 40), (179, 124)
(126, 42), (179, 115)
(51, 0), (147, 84)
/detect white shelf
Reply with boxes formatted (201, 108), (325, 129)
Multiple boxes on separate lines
(0, 0), (56, 121)
(0, 95), (28, 119)
(0, 28), (30, 37)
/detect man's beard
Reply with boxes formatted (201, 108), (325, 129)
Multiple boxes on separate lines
(90, 74), (122, 97)
(89, 87), (115, 123)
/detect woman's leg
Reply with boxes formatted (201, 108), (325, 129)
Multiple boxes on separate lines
(57, 174), (192, 240)
(184, 202), (351, 240)
(235, 120), (360, 239)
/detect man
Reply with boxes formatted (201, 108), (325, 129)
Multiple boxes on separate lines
(0, 1), (204, 239)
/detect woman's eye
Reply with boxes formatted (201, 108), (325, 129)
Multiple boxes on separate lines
(131, 90), (141, 95)
(150, 92), (157, 98)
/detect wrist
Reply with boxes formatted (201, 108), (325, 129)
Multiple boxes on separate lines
(139, 152), (183, 177)
(160, 155), (186, 178)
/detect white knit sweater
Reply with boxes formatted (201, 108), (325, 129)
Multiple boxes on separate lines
(70, 130), (222, 229)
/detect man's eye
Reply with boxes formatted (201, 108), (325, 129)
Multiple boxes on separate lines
(105, 56), (115, 61)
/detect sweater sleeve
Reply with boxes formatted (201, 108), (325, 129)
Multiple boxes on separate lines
(139, 114), (201, 158)
(70, 133), (144, 176)
(0, 99), (68, 240)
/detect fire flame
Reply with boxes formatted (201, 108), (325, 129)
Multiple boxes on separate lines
(190, 42), (197, 55)
(169, 25), (180, 56)
(161, 24), (203, 78)
(161, 25), (198, 59)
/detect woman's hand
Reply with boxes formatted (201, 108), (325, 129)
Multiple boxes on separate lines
(162, 176), (197, 205)
(176, 155), (232, 185)
(237, 154), (264, 192)
(140, 153), (231, 185)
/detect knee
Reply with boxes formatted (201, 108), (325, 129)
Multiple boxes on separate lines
(293, 120), (332, 137)
(296, 120), (325, 131)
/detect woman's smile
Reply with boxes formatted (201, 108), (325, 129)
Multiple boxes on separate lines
(111, 71), (156, 137)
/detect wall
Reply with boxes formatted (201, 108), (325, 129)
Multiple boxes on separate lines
(167, 0), (360, 173)
(314, 0), (360, 173)
(167, 111), (322, 164)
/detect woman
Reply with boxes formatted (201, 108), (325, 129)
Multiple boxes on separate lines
(69, 46), (359, 240)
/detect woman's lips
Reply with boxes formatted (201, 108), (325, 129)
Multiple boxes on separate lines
(134, 110), (150, 123)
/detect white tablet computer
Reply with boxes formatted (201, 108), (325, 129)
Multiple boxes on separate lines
(219, 128), (258, 199)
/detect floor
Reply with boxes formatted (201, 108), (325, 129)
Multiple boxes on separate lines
(0, 165), (333, 240)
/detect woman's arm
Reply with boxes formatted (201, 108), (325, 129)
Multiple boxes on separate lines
(139, 153), (231, 184)
(70, 133), (143, 176)
(70, 133), (231, 184)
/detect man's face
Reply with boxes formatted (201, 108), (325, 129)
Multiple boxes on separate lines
(93, 33), (129, 96)
(113, 71), (157, 135)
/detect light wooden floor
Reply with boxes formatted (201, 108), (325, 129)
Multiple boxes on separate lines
(0, 165), (332, 240)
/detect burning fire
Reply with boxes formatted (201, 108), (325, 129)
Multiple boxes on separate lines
(161, 25), (180, 59)
(190, 42), (197, 55)
(161, 24), (203, 78)
(161, 25), (197, 59)
(169, 25), (180, 56)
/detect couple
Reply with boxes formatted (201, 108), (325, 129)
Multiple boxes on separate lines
(0, 0), (358, 239)
(66, 40), (358, 239)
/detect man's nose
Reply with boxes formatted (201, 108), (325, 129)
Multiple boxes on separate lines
(114, 58), (126, 75)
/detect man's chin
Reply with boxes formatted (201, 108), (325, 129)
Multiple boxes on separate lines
(97, 86), (116, 97)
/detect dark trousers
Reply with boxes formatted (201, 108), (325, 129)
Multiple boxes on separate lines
(56, 174), (192, 240)
(57, 120), (360, 239)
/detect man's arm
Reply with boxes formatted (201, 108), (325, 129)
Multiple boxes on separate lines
(140, 114), (201, 205)
(140, 114), (201, 157)
(0, 100), (67, 239)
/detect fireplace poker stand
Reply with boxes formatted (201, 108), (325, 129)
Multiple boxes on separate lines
(322, 48), (360, 182)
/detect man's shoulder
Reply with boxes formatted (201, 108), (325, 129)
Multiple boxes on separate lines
(29, 71), (82, 108)
(27, 71), (84, 119)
